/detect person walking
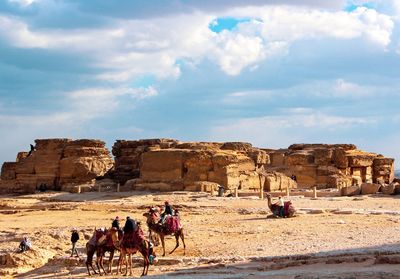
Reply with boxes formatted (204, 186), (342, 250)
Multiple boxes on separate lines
(70, 228), (80, 258)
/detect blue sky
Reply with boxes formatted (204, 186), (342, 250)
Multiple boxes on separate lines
(1, 0), (400, 167)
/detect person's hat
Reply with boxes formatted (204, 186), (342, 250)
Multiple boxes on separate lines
(72, 227), (77, 231)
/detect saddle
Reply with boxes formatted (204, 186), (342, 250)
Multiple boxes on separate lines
(163, 215), (181, 234)
(121, 227), (145, 249)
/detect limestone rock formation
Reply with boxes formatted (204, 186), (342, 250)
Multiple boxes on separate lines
(0, 139), (113, 193)
(112, 139), (286, 193)
(265, 144), (394, 189)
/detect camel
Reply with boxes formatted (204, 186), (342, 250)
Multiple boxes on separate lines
(95, 227), (122, 275)
(114, 227), (151, 277)
(266, 193), (296, 218)
(143, 210), (186, 257)
(85, 228), (105, 276)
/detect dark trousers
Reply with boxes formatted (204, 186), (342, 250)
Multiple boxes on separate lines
(279, 206), (284, 217)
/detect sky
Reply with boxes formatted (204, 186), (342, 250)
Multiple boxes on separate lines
(0, 0), (400, 167)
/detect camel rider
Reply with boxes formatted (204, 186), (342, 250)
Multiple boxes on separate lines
(123, 216), (137, 233)
(276, 196), (284, 217)
(160, 201), (174, 224)
(112, 216), (120, 230)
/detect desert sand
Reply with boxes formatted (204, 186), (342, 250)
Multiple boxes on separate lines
(1, 190), (400, 278)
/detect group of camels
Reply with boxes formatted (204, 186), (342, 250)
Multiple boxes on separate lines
(83, 195), (294, 277)
(85, 208), (186, 277)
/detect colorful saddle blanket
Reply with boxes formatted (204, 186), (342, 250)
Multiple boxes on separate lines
(121, 228), (145, 249)
(164, 216), (181, 233)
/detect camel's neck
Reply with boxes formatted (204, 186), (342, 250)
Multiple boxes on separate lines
(147, 220), (162, 233)
(267, 196), (272, 209)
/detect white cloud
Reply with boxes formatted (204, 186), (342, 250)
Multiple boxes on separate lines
(0, 4), (394, 79)
(8, 0), (38, 7)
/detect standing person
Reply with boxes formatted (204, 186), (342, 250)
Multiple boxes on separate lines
(276, 196), (285, 217)
(112, 216), (120, 230)
(70, 228), (80, 258)
(27, 144), (35, 156)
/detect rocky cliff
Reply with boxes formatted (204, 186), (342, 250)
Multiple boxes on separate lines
(265, 144), (394, 189)
(0, 139), (113, 193)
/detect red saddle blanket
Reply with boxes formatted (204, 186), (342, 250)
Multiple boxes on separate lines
(122, 228), (145, 249)
(164, 216), (181, 233)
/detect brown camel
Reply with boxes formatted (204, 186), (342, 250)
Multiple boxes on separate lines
(114, 228), (151, 277)
(85, 228), (104, 276)
(143, 210), (186, 257)
(96, 227), (122, 275)
(266, 193), (296, 218)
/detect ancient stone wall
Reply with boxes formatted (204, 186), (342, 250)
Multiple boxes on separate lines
(113, 139), (293, 192)
(265, 144), (395, 189)
(0, 139), (113, 193)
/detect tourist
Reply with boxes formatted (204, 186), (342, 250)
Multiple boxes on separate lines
(160, 201), (174, 223)
(27, 144), (35, 157)
(276, 196), (284, 217)
(70, 228), (80, 258)
(112, 216), (120, 230)
(290, 174), (297, 182)
(19, 237), (31, 252)
(123, 216), (137, 233)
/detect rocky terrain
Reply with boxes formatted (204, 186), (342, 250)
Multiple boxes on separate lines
(0, 190), (400, 278)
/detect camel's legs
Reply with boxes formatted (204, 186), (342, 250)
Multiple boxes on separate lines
(100, 254), (107, 275)
(108, 250), (114, 274)
(128, 253), (133, 276)
(123, 251), (128, 276)
(86, 263), (91, 276)
(141, 244), (150, 276)
(160, 235), (166, 256)
(169, 234), (180, 255)
(180, 230), (186, 255)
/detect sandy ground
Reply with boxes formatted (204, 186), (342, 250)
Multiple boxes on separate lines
(1, 190), (400, 278)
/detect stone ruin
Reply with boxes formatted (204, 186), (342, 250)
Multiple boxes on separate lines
(265, 144), (395, 189)
(0, 138), (396, 194)
(111, 139), (295, 193)
(0, 139), (113, 193)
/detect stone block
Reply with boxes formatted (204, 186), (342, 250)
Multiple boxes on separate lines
(247, 148), (269, 165)
(15, 157), (35, 174)
(16, 152), (28, 162)
(314, 148), (333, 165)
(360, 183), (381, 195)
(341, 185), (361, 196)
(347, 154), (375, 167)
(141, 150), (184, 182)
(35, 138), (71, 150)
(269, 151), (286, 167)
(332, 148), (348, 168)
(220, 142), (252, 151)
(381, 184), (395, 195)
(1, 162), (16, 180)
(287, 152), (315, 166)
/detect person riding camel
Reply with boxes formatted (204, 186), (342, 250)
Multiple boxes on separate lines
(160, 201), (174, 224)
(112, 216), (120, 230)
(123, 216), (137, 233)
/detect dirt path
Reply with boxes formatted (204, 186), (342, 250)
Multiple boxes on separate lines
(1, 191), (400, 278)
